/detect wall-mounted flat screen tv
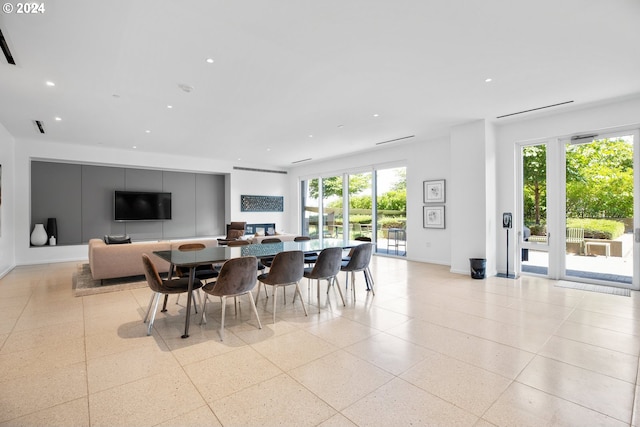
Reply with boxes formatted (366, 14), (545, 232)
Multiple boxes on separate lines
(114, 191), (172, 221)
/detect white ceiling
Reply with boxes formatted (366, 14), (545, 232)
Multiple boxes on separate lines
(1, 0), (639, 168)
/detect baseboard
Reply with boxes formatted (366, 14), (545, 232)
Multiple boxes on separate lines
(0, 265), (15, 279)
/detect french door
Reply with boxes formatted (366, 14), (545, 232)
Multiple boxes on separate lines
(518, 129), (640, 290)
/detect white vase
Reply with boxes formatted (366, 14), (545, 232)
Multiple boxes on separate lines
(31, 223), (48, 246)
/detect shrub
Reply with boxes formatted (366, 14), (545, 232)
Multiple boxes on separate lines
(528, 224), (547, 236)
(566, 218), (625, 239)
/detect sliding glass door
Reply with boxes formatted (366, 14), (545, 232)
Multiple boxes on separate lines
(518, 129), (639, 290)
(301, 165), (406, 257)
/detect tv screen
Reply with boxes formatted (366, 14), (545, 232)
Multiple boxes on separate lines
(114, 191), (172, 221)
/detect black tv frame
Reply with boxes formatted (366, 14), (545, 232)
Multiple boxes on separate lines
(114, 190), (172, 222)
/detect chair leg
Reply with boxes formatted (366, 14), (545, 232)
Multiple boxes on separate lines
(147, 292), (161, 336)
(366, 267), (375, 295)
(352, 272), (357, 300)
(272, 286), (278, 324)
(317, 279), (321, 313)
(219, 296), (226, 341)
(295, 282), (308, 316)
(144, 293), (155, 322)
(200, 294), (208, 325)
(255, 282), (262, 306)
(333, 276), (345, 306)
(161, 294), (169, 312)
(247, 291), (262, 330)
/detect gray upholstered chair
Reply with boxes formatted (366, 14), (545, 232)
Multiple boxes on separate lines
(260, 237), (282, 268)
(303, 246), (345, 312)
(142, 253), (203, 336)
(171, 243), (220, 309)
(256, 250), (306, 324)
(217, 222), (247, 245)
(340, 243), (374, 300)
(200, 256), (262, 340)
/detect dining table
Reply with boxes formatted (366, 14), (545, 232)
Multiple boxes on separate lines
(154, 238), (365, 338)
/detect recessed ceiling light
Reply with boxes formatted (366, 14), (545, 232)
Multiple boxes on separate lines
(237, 157), (242, 161)
(54, 117), (61, 121)
(132, 146), (137, 149)
(45, 81), (55, 87)
(167, 105), (173, 109)
(205, 58), (214, 64)
(485, 78), (493, 83)
(266, 148), (271, 151)
(373, 113), (379, 117)
(308, 134), (313, 138)
(145, 130), (151, 133)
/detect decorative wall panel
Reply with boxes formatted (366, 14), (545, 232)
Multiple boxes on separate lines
(241, 195), (284, 212)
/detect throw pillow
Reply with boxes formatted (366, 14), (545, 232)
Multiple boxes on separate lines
(104, 235), (132, 245)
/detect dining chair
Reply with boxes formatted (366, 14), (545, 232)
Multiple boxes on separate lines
(303, 246), (345, 312)
(170, 243), (220, 309)
(340, 243), (374, 300)
(294, 236), (311, 241)
(141, 253), (203, 336)
(256, 250), (306, 323)
(200, 256), (262, 341)
(227, 239), (250, 246)
(259, 237), (281, 268)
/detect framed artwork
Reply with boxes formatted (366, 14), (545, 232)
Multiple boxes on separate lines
(424, 179), (445, 203)
(424, 206), (445, 229)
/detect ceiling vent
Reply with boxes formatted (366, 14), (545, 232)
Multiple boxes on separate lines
(496, 101), (574, 119)
(233, 166), (287, 174)
(291, 158), (312, 164)
(0, 28), (16, 65)
(375, 135), (415, 146)
(33, 120), (45, 134)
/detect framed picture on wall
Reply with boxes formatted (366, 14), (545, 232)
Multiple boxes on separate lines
(424, 179), (445, 203)
(424, 206), (445, 229)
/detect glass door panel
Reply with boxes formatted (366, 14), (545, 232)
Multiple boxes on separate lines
(564, 133), (636, 287)
(301, 178), (320, 238)
(521, 143), (549, 275)
(322, 175), (343, 239)
(375, 167), (406, 256)
(348, 172), (373, 240)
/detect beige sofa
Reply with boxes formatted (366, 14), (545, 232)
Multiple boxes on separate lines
(88, 238), (219, 280)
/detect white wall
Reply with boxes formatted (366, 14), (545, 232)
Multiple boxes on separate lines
(494, 94), (640, 274)
(0, 123), (15, 277)
(13, 138), (290, 265)
(289, 135), (452, 265)
(449, 120), (496, 275)
(228, 168), (292, 233)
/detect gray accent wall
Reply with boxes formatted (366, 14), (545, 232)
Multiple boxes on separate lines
(31, 161), (225, 245)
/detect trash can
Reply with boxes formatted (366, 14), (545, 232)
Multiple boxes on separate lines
(469, 258), (486, 279)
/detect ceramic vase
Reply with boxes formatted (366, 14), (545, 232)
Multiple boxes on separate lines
(31, 223), (48, 246)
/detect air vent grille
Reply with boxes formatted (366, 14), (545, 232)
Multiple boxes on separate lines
(0, 28), (15, 65)
(291, 158), (312, 164)
(375, 135), (415, 146)
(33, 120), (45, 134)
(497, 101), (574, 119)
(233, 166), (287, 174)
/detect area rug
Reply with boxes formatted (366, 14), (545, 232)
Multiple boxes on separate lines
(555, 280), (631, 297)
(72, 263), (148, 297)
